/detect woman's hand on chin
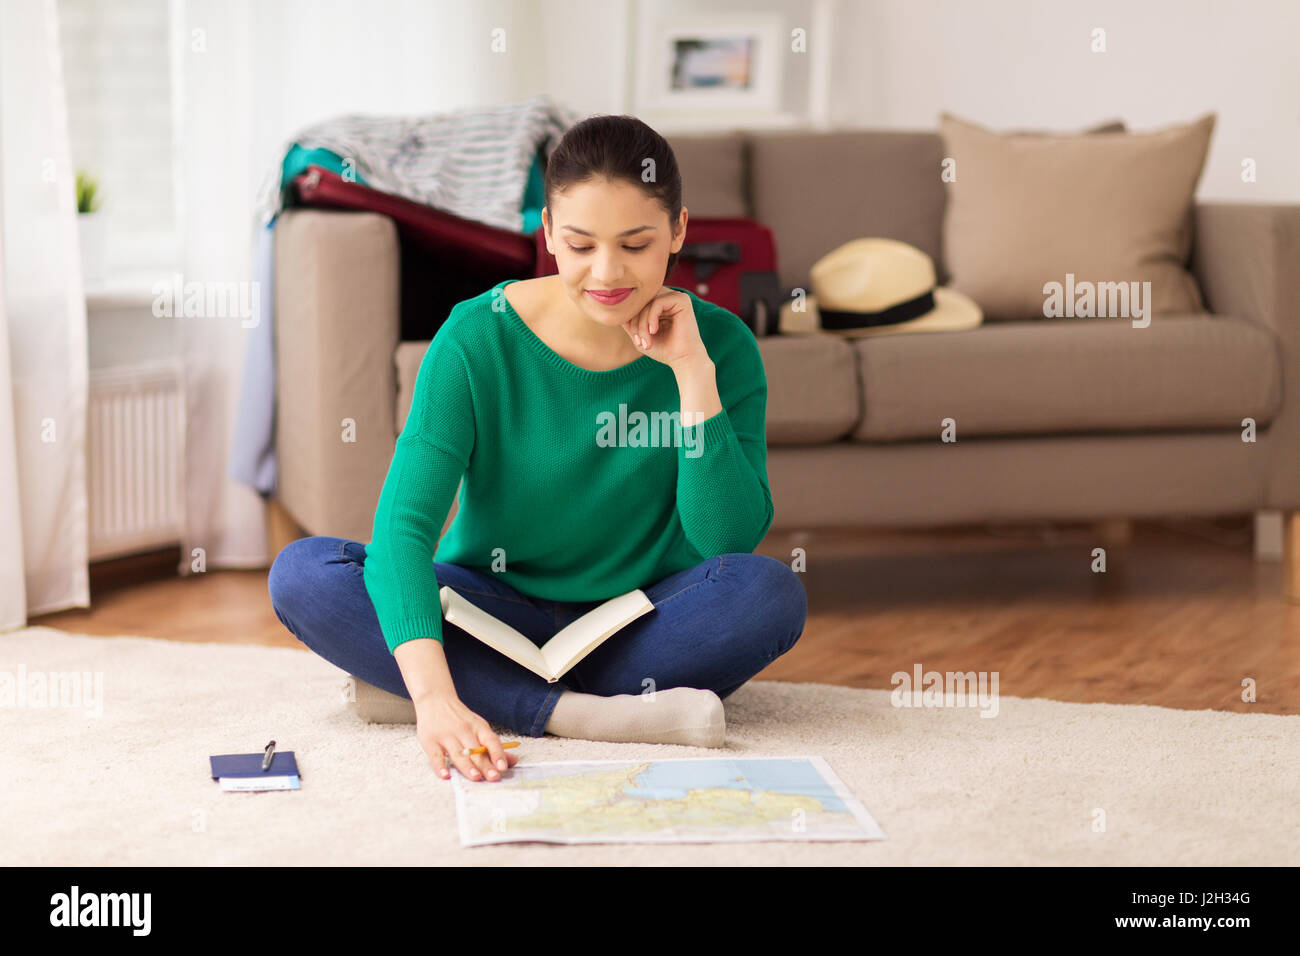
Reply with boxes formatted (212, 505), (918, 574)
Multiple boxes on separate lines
(623, 288), (707, 369)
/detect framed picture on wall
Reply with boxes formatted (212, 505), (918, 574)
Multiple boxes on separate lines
(634, 12), (785, 118)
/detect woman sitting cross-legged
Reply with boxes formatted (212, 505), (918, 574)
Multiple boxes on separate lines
(267, 113), (807, 786)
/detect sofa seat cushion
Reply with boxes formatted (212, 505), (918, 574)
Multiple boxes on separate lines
(757, 334), (861, 444)
(850, 315), (1282, 442)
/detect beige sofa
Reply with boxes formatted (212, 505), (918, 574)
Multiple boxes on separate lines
(271, 128), (1300, 598)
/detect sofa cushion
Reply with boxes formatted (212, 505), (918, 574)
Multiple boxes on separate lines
(394, 340), (429, 435)
(757, 334), (860, 444)
(749, 130), (947, 294)
(851, 315), (1281, 441)
(939, 112), (1216, 322)
(663, 133), (749, 218)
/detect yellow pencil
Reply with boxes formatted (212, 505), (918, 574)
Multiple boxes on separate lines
(460, 741), (520, 756)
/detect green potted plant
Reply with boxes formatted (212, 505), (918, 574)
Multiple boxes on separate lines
(76, 169), (106, 284)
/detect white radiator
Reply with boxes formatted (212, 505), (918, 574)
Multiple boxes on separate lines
(87, 360), (186, 560)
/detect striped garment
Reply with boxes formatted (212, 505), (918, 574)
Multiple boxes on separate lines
(254, 93), (585, 229)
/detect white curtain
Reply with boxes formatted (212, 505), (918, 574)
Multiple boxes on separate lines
(173, 0), (268, 575)
(0, 0), (90, 628)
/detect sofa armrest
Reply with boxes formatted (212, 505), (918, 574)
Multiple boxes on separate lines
(1191, 202), (1300, 508)
(274, 209), (401, 542)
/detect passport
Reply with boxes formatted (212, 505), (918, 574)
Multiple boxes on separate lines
(210, 750), (301, 791)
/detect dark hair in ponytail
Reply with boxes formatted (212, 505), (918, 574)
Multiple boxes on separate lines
(543, 114), (683, 282)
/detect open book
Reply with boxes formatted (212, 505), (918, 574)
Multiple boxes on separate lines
(438, 585), (655, 683)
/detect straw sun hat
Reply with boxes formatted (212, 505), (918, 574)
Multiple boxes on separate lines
(779, 238), (982, 336)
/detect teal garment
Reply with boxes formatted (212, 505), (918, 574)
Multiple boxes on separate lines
(520, 147), (546, 234)
(362, 279), (773, 654)
(277, 145), (368, 211)
(280, 144), (367, 184)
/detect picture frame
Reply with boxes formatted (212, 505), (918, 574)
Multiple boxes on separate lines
(634, 12), (785, 117)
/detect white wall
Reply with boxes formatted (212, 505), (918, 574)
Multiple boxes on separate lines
(832, 0), (1300, 202)
(539, 0), (636, 116)
(248, 0), (548, 175)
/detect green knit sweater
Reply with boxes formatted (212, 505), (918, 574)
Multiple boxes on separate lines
(363, 279), (773, 654)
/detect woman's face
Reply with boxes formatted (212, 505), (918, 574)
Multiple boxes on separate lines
(543, 177), (687, 327)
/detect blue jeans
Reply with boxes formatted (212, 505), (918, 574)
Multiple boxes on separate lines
(267, 536), (807, 737)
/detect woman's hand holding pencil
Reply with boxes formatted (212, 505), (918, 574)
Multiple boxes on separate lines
(413, 693), (521, 783)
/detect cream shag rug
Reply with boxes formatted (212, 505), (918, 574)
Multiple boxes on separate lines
(2, 626), (1296, 865)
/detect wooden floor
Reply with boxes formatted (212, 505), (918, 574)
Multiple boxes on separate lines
(33, 516), (1300, 715)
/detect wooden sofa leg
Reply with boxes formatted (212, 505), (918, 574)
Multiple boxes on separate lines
(1284, 511), (1300, 604)
(1094, 518), (1133, 549)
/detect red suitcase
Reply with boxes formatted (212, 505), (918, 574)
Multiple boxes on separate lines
(534, 216), (781, 336)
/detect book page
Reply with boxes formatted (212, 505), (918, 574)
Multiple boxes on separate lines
(439, 587), (551, 679)
(539, 590), (655, 679)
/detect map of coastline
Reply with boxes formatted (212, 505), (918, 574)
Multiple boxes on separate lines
(454, 757), (886, 846)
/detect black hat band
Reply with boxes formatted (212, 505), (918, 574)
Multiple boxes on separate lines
(818, 289), (936, 330)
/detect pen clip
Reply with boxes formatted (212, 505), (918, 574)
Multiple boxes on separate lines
(261, 739), (276, 772)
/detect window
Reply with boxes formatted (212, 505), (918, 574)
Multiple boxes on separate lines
(58, 0), (179, 278)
